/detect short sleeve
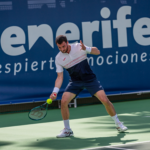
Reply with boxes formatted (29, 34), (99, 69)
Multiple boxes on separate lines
(55, 60), (63, 72)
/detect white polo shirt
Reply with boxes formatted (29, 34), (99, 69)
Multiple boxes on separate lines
(55, 43), (96, 82)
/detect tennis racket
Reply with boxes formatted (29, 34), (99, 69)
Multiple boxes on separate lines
(28, 99), (52, 121)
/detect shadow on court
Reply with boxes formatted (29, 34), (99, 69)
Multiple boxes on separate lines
(0, 141), (14, 146)
(22, 133), (137, 150)
(80, 112), (150, 133)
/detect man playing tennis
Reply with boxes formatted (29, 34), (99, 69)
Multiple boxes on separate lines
(50, 35), (128, 138)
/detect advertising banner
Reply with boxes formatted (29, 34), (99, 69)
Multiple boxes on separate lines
(0, 0), (150, 104)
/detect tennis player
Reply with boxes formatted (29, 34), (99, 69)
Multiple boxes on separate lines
(50, 35), (128, 138)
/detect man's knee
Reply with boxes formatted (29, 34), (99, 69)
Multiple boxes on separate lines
(61, 92), (75, 106)
(95, 91), (110, 105)
(99, 95), (109, 105)
(61, 94), (69, 106)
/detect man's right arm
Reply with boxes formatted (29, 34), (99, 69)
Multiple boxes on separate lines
(54, 72), (63, 89)
(50, 72), (63, 100)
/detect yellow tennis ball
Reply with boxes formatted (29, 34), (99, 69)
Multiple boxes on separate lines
(46, 99), (52, 104)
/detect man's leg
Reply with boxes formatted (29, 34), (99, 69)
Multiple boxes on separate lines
(94, 90), (116, 116)
(94, 90), (128, 132)
(57, 92), (76, 138)
(61, 92), (76, 120)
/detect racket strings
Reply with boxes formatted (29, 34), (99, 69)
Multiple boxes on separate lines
(29, 106), (47, 120)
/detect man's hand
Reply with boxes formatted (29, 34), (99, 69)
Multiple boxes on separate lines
(50, 93), (57, 100)
(80, 40), (86, 50)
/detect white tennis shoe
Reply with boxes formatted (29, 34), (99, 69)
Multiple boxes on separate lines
(116, 122), (128, 132)
(56, 128), (74, 138)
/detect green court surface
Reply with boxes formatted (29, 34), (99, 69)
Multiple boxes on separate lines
(0, 99), (150, 150)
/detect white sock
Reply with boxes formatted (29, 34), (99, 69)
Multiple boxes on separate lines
(63, 119), (71, 130)
(111, 114), (120, 124)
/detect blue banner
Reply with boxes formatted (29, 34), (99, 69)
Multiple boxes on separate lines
(0, 0), (150, 104)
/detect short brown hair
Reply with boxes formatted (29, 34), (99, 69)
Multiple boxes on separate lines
(55, 35), (67, 44)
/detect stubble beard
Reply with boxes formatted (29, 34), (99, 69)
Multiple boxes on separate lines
(63, 45), (68, 53)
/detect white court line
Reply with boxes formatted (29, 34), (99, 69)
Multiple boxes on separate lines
(80, 140), (150, 150)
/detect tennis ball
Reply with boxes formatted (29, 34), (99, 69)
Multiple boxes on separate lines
(46, 99), (52, 104)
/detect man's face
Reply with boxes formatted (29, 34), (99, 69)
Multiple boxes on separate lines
(57, 41), (68, 53)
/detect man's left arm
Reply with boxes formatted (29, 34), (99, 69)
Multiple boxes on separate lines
(80, 40), (100, 55)
(90, 47), (100, 55)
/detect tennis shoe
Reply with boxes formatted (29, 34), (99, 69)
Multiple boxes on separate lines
(56, 128), (74, 138)
(116, 122), (128, 132)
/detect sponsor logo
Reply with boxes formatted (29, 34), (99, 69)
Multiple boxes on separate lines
(101, 0), (106, 3)
(0, 1), (12, 10)
(120, 0), (127, 4)
(120, 0), (137, 4)
(0, 5), (149, 76)
(27, 0), (56, 9)
(59, 0), (65, 8)
(0, 6), (147, 57)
